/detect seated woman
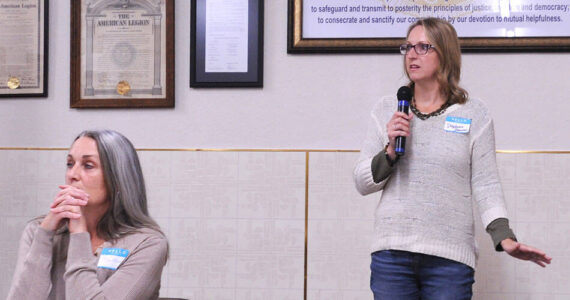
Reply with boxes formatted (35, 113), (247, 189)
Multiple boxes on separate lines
(8, 130), (168, 300)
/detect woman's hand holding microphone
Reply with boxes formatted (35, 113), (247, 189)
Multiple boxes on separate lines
(386, 112), (413, 160)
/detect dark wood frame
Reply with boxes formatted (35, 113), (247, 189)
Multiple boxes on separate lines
(190, 0), (264, 87)
(70, 0), (175, 108)
(287, 0), (570, 53)
(0, 0), (49, 98)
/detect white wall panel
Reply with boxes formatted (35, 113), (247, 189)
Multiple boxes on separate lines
(0, 150), (568, 299)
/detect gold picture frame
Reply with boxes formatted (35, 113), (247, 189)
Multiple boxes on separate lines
(288, 0), (570, 53)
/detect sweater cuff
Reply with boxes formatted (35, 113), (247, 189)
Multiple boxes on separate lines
(30, 226), (56, 260)
(35, 226), (56, 245)
(371, 150), (395, 183)
(486, 218), (517, 252)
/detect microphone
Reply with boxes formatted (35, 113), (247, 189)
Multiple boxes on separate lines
(395, 86), (412, 156)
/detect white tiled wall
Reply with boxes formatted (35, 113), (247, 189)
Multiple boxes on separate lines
(0, 149), (568, 299)
(306, 152), (375, 300)
(473, 153), (570, 300)
(139, 151), (306, 299)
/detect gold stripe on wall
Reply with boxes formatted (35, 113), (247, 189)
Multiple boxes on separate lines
(0, 147), (359, 152)
(0, 147), (69, 151)
(496, 150), (570, 154)
(0, 147), (569, 154)
(138, 148), (360, 153)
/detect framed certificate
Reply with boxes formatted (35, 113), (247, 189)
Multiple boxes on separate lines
(0, 0), (48, 97)
(71, 0), (174, 108)
(288, 0), (570, 53)
(190, 0), (264, 87)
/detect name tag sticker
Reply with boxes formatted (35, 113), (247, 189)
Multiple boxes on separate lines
(97, 248), (129, 270)
(444, 116), (471, 134)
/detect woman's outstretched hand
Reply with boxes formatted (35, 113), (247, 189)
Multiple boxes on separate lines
(501, 238), (552, 267)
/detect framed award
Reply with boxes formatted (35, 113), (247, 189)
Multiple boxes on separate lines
(190, 0), (264, 87)
(288, 0), (570, 53)
(0, 0), (48, 97)
(70, 0), (175, 108)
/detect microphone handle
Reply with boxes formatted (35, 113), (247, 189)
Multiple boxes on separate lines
(395, 136), (406, 155)
(395, 100), (410, 156)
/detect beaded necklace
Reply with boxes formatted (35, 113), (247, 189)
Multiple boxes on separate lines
(410, 97), (451, 120)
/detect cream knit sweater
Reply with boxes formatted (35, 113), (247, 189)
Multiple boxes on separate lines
(354, 96), (509, 268)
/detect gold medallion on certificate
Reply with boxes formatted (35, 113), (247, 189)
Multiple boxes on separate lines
(7, 77), (21, 89)
(116, 80), (131, 95)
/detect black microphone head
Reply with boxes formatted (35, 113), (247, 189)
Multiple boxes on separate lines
(397, 86), (412, 101)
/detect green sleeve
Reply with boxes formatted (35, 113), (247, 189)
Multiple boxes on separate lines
(371, 149), (396, 183)
(486, 218), (517, 251)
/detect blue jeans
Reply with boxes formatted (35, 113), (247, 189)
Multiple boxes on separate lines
(370, 250), (474, 300)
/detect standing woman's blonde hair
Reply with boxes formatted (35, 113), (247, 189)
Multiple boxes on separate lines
(405, 17), (468, 105)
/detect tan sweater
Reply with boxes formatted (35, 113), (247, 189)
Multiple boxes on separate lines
(8, 220), (168, 300)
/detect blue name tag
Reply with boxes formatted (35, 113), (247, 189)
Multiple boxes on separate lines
(444, 116), (471, 134)
(97, 248), (129, 270)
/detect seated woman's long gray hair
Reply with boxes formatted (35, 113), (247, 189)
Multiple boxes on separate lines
(76, 129), (162, 240)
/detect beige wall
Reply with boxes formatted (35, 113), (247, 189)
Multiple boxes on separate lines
(1, 149), (568, 299)
(0, 1), (569, 150)
(1, 0), (569, 299)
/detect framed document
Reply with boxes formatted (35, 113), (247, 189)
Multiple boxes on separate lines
(288, 0), (570, 53)
(190, 0), (264, 87)
(71, 0), (174, 108)
(0, 0), (48, 97)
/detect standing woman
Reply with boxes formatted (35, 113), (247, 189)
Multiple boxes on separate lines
(353, 18), (551, 299)
(8, 130), (168, 300)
